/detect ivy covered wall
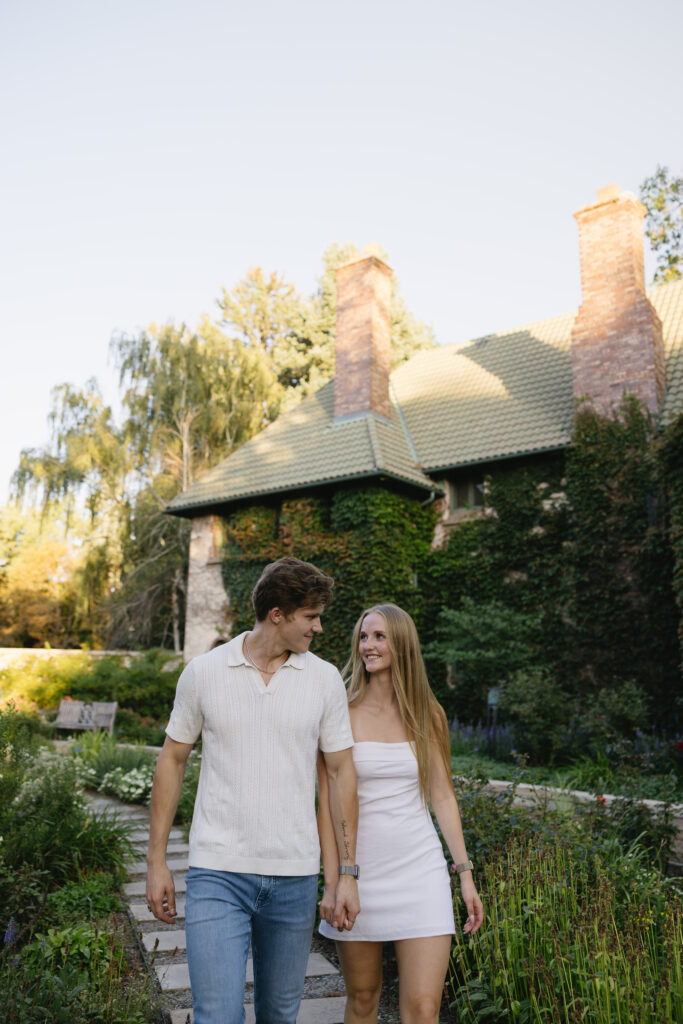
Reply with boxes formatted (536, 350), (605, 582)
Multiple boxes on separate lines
(219, 400), (683, 732)
(221, 488), (437, 673)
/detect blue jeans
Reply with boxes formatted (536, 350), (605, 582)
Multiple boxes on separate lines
(185, 867), (318, 1024)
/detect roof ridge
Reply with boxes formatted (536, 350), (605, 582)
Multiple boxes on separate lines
(389, 381), (420, 463)
(365, 414), (382, 470)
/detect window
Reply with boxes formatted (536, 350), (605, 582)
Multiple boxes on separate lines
(449, 478), (484, 512)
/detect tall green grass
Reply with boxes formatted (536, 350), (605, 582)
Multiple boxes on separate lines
(449, 838), (682, 1023)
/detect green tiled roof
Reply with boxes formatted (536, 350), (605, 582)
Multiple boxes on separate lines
(392, 311), (576, 470)
(655, 280), (683, 424)
(168, 280), (683, 516)
(166, 380), (438, 514)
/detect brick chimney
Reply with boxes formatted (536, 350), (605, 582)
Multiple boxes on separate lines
(334, 249), (392, 422)
(570, 184), (665, 415)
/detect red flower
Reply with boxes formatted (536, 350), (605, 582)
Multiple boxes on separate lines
(597, 795), (607, 804)
(675, 740), (683, 753)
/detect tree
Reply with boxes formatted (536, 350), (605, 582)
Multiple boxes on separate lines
(113, 321), (278, 492)
(0, 504), (89, 647)
(11, 242), (435, 649)
(13, 380), (127, 526)
(215, 245), (435, 411)
(12, 382), (128, 646)
(639, 164), (683, 284)
(107, 321), (280, 649)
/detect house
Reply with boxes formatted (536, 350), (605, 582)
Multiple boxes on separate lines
(167, 185), (683, 660)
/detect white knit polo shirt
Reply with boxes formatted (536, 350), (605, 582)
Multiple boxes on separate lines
(166, 632), (353, 876)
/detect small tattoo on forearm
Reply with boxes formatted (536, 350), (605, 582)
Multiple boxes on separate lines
(343, 840), (351, 861)
(341, 820), (348, 838)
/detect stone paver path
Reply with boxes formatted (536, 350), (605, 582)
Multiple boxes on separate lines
(90, 794), (346, 1023)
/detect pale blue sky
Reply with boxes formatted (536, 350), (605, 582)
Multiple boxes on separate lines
(1, 0), (681, 502)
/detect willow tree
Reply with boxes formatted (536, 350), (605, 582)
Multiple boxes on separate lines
(640, 164), (683, 283)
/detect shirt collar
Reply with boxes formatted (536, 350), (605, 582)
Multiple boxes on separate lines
(224, 631), (305, 670)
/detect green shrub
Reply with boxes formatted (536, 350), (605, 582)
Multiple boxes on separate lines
(0, 649), (181, 720)
(424, 598), (541, 722)
(113, 708), (166, 745)
(575, 792), (676, 872)
(448, 838), (683, 1024)
(498, 668), (570, 765)
(453, 764), (678, 875)
(43, 875), (122, 926)
(71, 733), (157, 786)
(2, 918), (160, 1024)
(99, 764), (156, 804)
(24, 922), (111, 972)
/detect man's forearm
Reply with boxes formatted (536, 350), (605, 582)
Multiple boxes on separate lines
(147, 746), (187, 865)
(326, 757), (358, 868)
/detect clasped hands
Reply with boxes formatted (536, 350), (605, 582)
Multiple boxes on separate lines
(319, 875), (360, 932)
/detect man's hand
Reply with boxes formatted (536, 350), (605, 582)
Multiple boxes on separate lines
(146, 862), (177, 924)
(319, 883), (337, 926)
(331, 875), (360, 932)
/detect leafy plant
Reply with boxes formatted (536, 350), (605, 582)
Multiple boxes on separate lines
(71, 733), (157, 787)
(43, 875), (122, 926)
(498, 669), (570, 765)
(2, 918), (160, 1023)
(425, 599), (541, 721)
(99, 764), (156, 804)
(448, 838), (683, 1024)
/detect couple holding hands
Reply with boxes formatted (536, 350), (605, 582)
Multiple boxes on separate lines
(146, 557), (483, 1024)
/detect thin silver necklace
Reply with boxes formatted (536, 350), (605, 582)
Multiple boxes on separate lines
(244, 634), (283, 674)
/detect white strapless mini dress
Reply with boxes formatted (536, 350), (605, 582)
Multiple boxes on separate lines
(319, 741), (455, 942)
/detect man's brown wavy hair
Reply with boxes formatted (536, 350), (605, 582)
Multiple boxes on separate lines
(251, 557), (334, 621)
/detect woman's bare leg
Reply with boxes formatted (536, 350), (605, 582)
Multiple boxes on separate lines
(336, 941), (384, 1023)
(394, 935), (452, 1024)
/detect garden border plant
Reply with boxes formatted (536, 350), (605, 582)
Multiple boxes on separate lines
(0, 703), (164, 1024)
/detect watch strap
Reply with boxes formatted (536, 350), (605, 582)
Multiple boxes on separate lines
(454, 859), (474, 874)
(339, 864), (359, 879)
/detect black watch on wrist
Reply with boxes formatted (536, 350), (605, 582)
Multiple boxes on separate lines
(339, 864), (360, 879)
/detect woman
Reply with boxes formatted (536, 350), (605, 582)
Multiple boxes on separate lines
(317, 603), (483, 1024)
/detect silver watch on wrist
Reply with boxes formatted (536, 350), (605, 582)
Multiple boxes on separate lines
(454, 859), (474, 874)
(339, 864), (360, 879)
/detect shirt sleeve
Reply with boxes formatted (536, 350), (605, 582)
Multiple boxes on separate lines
(318, 668), (354, 752)
(165, 659), (204, 744)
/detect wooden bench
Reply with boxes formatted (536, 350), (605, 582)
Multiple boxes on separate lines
(53, 699), (118, 736)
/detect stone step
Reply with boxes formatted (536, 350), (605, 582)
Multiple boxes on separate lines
(123, 874), (186, 897)
(127, 855), (187, 875)
(143, 929), (187, 952)
(156, 952), (338, 991)
(129, 827), (183, 841)
(130, 841), (189, 857)
(169, 996), (346, 1023)
(130, 899), (186, 922)
(113, 807), (150, 819)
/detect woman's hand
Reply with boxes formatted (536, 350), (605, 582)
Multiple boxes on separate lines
(460, 874), (484, 934)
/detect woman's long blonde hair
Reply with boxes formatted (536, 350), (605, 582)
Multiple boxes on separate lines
(344, 603), (451, 805)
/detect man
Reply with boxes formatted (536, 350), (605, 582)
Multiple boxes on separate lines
(146, 557), (360, 1024)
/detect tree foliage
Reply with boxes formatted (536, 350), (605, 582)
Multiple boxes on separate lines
(8, 244), (433, 649)
(639, 164), (683, 284)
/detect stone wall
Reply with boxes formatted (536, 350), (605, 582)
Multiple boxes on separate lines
(183, 515), (230, 662)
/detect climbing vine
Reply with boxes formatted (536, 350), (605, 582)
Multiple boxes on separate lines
(218, 400), (682, 730)
(221, 488), (437, 670)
